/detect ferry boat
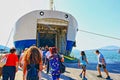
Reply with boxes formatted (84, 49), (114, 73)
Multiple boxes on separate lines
(13, 0), (78, 55)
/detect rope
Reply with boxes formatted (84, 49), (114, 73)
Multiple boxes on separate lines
(78, 29), (120, 41)
(4, 27), (14, 50)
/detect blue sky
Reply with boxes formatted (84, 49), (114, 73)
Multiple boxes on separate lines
(55, 0), (120, 50)
(0, 0), (120, 50)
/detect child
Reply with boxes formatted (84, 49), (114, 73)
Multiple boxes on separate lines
(78, 51), (88, 80)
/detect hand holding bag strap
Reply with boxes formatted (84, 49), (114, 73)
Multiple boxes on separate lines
(58, 54), (64, 62)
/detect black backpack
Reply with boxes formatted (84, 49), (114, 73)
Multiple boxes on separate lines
(58, 54), (66, 73)
(26, 64), (39, 80)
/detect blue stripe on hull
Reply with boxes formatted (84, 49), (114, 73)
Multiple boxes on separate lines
(14, 39), (36, 53)
(14, 39), (74, 54)
(66, 40), (74, 53)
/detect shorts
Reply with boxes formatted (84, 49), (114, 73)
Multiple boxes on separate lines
(81, 65), (86, 68)
(98, 64), (106, 69)
(81, 65), (86, 71)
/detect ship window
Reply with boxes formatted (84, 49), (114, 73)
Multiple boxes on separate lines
(65, 14), (68, 18)
(40, 11), (44, 16)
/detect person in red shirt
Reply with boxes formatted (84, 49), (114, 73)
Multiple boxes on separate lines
(2, 47), (18, 80)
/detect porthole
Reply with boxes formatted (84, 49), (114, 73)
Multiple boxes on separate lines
(65, 14), (68, 18)
(40, 11), (44, 16)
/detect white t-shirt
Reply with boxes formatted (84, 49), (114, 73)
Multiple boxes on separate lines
(46, 51), (51, 59)
(98, 53), (106, 64)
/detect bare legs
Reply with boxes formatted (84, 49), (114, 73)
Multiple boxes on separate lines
(97, 65), (110, 78)
(103, 68), (109, 77)
(97, 66), (102, 76)
(80, 66), (87, 80)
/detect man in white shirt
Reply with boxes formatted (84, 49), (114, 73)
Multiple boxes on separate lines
(95, 50), (110, 79)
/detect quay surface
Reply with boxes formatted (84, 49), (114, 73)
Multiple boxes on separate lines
(13, 63), (120, 80)
(0, 63), (119, 80)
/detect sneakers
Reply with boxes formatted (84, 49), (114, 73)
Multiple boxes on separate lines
(106, 76), (110, 79)
(82, 77), (87, 80)
(97, 75), (102, 78)
(79, 73), (82, 78)
(79, 73), (87, 80)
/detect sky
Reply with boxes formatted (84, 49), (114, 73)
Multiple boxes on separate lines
(0, 0), (120, 50)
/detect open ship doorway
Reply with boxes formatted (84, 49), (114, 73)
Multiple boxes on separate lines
(37, 24), (57, 48)
(36, 18), (68, 53)
(37, 33), (56, 47)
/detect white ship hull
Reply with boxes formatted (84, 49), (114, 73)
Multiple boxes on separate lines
(14, 10), (78, 55)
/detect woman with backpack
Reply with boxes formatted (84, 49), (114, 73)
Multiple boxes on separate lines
(49, 47), (64, 80)
(23, 46), (43, 80)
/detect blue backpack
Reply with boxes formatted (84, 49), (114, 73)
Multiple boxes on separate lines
(26, 64), (39, 80)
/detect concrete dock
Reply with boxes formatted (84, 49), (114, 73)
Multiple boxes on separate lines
(0, 63), (120, 80)
(14, 63), (120, 80)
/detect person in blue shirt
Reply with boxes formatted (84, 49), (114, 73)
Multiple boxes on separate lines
(78, 51), (88, 80)
(95, 50), (110, 79)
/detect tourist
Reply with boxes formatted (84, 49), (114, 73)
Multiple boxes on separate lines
(78, 51), (88, 80)
(45, 47), (52, 74)
(95, 50), (110, 79)
(23, 46), (43, 80)
(42, 46), (48, 68)
(2, 47), (18, 80)
(19, 48), (28, 69)
(49, 47), (64, 80)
